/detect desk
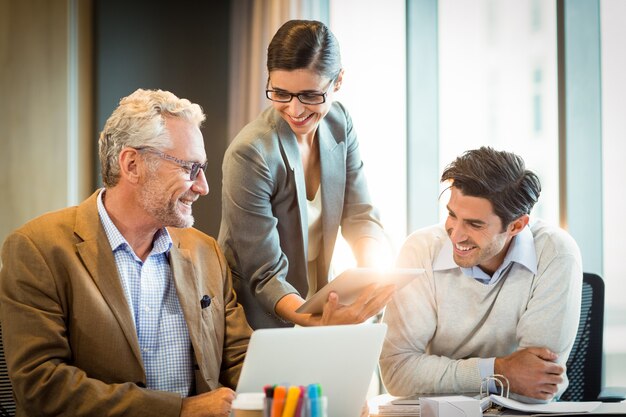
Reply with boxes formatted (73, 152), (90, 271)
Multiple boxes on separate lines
(368, 394), (626, 416)
(485, 402), (626, 416)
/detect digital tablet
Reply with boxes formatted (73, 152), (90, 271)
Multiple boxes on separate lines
(295, 267), (424, 314)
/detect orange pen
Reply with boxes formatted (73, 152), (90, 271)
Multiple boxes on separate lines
(271, 385), (287, 417)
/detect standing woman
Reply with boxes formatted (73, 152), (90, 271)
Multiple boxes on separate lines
(219, 20), (393, 329)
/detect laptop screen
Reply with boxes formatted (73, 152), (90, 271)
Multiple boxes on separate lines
(236, 323), (388, 417)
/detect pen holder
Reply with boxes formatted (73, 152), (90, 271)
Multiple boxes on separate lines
(263, 395), (327, 417)
(304, 396), (327, 417)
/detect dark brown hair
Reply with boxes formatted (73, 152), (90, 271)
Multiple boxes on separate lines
(441, 146), (541, 228)
(267, 20), (342, 80)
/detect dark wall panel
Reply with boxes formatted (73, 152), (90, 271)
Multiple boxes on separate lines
(95, 0), (230, 236)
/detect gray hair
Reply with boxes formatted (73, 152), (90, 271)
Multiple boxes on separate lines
(98, 88), (206, 187)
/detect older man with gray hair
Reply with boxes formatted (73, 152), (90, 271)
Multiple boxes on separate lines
(0, 89), (251, 417)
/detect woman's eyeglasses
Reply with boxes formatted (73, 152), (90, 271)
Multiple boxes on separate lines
(265, 79), (334, 105)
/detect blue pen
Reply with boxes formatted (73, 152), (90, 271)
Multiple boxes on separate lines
(307, 384), (320, 417)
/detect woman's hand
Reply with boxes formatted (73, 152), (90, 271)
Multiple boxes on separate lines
(275, 283), (396, 326)
(312, 283), (396, 326)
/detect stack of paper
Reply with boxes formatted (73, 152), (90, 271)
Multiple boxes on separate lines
(376, 402), (421, 416)
(367, 394), (421, 417)
(371, 394), (488, 416)
(489, 395), (601, 414)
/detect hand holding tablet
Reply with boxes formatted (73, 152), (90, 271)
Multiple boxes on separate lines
(295, 267), (425, 315)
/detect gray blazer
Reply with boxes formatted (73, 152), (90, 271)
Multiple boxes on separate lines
(218, 102), (386, 329)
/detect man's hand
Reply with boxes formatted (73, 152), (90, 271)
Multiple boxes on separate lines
(494, 347), (564, 400)
(312, 283), (395, 326)
(180, 387), (236, 417)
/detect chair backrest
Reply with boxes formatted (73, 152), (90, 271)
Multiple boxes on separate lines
(560, 272), (604, 402)
(0, 322), (15, 416)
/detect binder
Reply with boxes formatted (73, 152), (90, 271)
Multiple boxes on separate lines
(482, 374), (603, 415)
(371, 373), (624, 416)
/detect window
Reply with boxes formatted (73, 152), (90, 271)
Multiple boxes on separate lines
(438, 0), (559, 224)
(329, 0), (407, 268)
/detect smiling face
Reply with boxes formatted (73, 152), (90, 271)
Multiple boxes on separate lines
(268, 68), (341, 141)
(139, 116), (209, 229)
(444, 186), (526, 275)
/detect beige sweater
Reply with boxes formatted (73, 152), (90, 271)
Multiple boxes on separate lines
(380, 220), (582, 400)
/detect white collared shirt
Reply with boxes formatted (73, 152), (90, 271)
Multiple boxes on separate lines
(433, 225), (537, 284)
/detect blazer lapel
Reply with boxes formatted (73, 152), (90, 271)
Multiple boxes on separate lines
(168, 246), (200, 320)
(318, 122), (346, 273)
(276, 117), (309, 256)
(74, 191), (144, 366)
(168, 242), (202, 357)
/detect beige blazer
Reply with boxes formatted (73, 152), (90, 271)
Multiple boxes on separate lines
(0, 191), (251, 417)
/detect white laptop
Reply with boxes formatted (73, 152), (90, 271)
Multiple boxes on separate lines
(236, 323), (388, 417)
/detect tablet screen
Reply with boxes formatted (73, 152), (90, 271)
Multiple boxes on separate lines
(295, 267), (424, 314)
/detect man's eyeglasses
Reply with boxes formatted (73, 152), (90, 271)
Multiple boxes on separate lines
(136, 147), (207, 181)
(265, 79), (334, 105)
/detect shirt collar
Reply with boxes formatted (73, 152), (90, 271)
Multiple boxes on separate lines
(433, 224), (537, 276)
(97, 189), (172, 259)
(497, 225), (537, 274)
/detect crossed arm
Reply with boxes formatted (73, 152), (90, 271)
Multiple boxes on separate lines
(380, 233), (582, 401)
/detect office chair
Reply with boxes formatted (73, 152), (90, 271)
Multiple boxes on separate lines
(560, 272), (626, 402)
(0, 322), (15, 416)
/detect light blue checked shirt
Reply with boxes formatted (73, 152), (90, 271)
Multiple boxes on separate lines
(97, 189), (194, 397)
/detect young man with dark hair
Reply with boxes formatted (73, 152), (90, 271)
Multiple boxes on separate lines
(380, 147), (582, 403)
